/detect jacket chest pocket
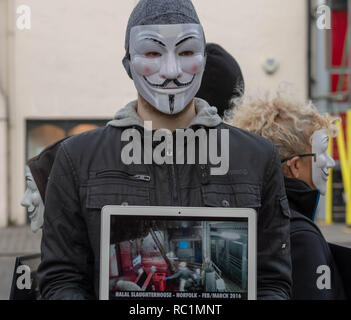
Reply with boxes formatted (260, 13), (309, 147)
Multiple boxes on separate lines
(86, 176), (151, 210)
(201, 183), (261, 210)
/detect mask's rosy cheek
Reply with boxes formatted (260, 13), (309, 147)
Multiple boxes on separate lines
(315, 154), (327, 169)
(131, 56), (161, 76)
(180, 55), (205, 75)
(31, 191), (42, 207)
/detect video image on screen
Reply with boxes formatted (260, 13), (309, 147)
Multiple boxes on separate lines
(108, 217), (248, 300)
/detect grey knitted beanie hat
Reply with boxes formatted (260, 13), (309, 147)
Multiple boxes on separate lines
(123, 0), (201, 78)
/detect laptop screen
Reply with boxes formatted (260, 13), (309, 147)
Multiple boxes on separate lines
(100, 207), (256, 300)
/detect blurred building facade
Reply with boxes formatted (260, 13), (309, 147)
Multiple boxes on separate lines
(0, 0), (309, 227)
(309, 0), (351, 224)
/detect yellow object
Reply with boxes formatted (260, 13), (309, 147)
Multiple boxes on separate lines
(325, 137), (333, 225)
(347, 110), (351, 176)
(336, 121), (351, 226)
(347, 111), (351, 226)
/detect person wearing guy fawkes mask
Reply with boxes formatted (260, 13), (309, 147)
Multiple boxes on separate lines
(37, 0), (291, 300)
(232, 92), (346, 300)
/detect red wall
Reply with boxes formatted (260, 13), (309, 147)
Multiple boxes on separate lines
(331, 10), (348, 93)
(331, 9), (348, 160)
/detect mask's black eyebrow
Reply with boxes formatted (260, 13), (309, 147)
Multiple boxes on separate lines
(145, 38), (166, 47)
(25, 176), (33, 182)
(176, 36), (194, 47)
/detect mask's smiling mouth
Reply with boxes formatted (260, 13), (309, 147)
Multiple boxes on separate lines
(28, 208), (37, 219)
(143, 75), (196, 89)
(322, 168), (329, 178)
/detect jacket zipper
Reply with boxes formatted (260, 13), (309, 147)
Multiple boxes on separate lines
(170, 164), (179, 204)
(169, 130), (180, 205)
(96, 170), (151, 182)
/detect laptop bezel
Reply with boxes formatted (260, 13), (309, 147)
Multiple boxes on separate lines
(99, 206), (257, 300)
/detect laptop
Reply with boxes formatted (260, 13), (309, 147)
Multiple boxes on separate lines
(100, 206), (257, 300)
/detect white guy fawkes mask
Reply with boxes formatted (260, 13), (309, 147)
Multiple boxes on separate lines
(20, 166), (44, 233)
(129, 24), (206, 115)
(311, 129), (335, 195)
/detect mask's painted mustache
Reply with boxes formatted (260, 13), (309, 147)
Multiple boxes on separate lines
(144, 75), (195, 88)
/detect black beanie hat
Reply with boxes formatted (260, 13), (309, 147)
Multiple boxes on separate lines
(123, 0), (201, 78)
(196, 43), (245, 118)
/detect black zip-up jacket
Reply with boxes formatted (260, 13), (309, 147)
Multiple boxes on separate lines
(285, 177), (346, 299)
(37, 99), (292, 300)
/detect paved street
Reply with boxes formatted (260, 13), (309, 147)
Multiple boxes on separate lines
(318, 222), (351, 247)
(0, 223), (350, 300)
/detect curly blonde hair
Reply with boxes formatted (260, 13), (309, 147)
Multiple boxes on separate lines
(228, 91), (338, 166)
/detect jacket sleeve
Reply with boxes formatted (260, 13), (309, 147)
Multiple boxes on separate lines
(291, 230), (336, 300)
(257, 144), (292, 300)
(37, 143), (96, 300)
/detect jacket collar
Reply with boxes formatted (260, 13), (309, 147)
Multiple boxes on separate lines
(284, 177), (320, 221)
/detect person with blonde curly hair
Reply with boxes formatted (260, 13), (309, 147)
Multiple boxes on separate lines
(230, 91), (346, 300)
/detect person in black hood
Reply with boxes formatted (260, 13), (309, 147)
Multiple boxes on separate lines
(21, 138), (68, 233)
(196, 43), (244, 118)
(231, 91), (346, 299)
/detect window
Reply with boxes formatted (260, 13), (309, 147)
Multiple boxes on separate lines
(26, 119), (108, 160)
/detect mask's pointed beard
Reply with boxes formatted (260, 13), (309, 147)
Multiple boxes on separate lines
(169, 95), (175, 114)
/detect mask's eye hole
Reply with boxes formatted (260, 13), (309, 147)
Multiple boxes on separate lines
(179, 51), (194, 57)
(145, 52), (162, 58)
